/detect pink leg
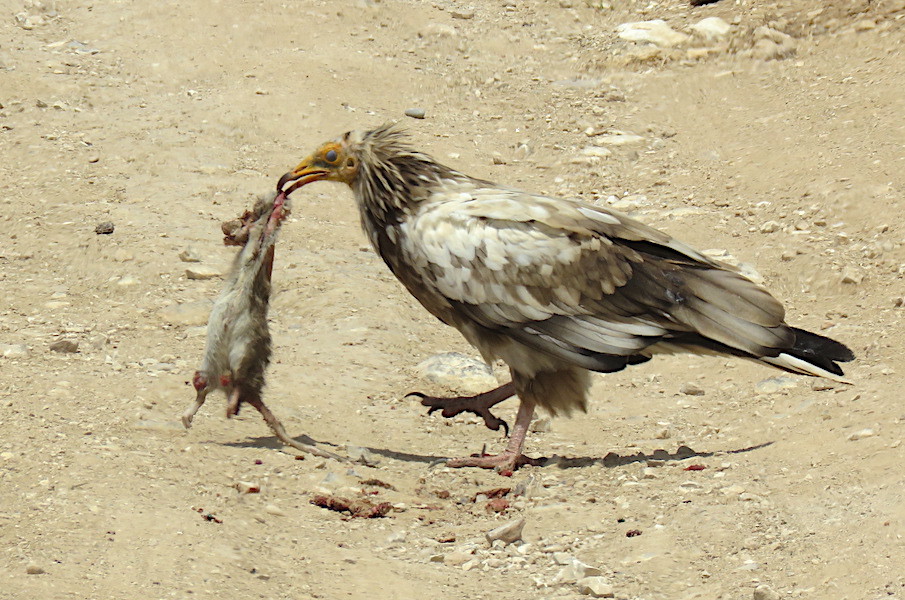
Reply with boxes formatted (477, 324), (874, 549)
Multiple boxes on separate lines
(446, 399), (543, 474)
(241, 395), (348, 462)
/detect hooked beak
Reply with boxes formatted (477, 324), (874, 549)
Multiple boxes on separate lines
(277, 157), (330, 195)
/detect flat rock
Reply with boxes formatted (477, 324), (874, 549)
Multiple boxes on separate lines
(617, 20), (689, 48)
(595, 132), (645, 146)
(755, 376), (798, 394)
(581, 146), (613, 159)
(49, 339), (79, 353)
(185, 265), (221, 280)
(848, 428), (876, 441)
(691, 17), (731, 41)
(443, 551), (473, 566)
(485, 517), (525, 545)
(416, 352), (498, 394)
(158, 300), (213, 326)
(1, 344), (28, 358)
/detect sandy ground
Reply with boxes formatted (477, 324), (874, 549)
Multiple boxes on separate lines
(1, 0), (904, 598)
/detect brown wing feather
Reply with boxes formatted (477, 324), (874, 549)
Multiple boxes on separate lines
(400, 184), (793, 368)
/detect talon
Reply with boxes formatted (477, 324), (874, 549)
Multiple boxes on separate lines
(409, 383), (515, 434)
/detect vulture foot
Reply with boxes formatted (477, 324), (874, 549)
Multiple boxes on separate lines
(409, 381), (515, 435)
(446, 449), (544, 475)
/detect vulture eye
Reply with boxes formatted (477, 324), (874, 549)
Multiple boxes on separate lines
(325, 149), (338, 163)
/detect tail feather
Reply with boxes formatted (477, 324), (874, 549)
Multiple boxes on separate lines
(761, 327), (855, 383)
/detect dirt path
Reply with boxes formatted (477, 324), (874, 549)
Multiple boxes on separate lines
(2, 1), (903, 598)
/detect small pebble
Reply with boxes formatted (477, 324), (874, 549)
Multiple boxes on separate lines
(847, 428), (875, 441)
(158, 300), (212, 326)
(755, 376), (798, 394)
(185, 266), (221, 280)
(753, 584), (780, 600)
(404, 108), (425, 119)
(345, 445), (380, 467)
(485, 517), (525, 546)
(235, 481), (260, 494)
(264, 504), (285, 516)
(556, 558), (601, 583)
(179, 247), (203, 263)
(679, 382), (705, 396)
(840, 267), (863, 284)
(1, 344), (28, 358)
(25, 562), (45, 575)
(49, 339), (79, 353)
(444, 551), (472, 566)
(95, 221), (115, 235)
(576, 576), (615, 597)
(113, 249), (134, 262)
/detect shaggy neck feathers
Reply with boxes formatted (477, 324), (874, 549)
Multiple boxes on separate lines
(350, 124), (460, 226)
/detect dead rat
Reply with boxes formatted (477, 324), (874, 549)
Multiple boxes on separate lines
(182, 191), (345, 462)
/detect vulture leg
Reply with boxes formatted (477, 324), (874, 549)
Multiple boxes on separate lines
(410, 381), (515, 434)
(446, 399), (543, 473)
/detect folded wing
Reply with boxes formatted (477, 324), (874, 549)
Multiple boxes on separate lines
(401, 186), (794, 372)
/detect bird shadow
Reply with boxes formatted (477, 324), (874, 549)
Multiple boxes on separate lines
(541, 441), (774, 469)
(223, 434), (449, 464)
(223, 432), (338, 450)
(223, 434), (773, 470)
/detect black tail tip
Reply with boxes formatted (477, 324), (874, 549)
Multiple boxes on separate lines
(792, 327), (855, 362)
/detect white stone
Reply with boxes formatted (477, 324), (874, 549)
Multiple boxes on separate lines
(485, 517), (526, 545)
(185, 265), (221, 280)
(848, 428), (875, 441)
(158, 300), (212, 326)
(755, 376), (798, 394)
(617, 20), (689, 48)
(179, 247), (203, 263)
(582, 146), (613, 158)
(420, 23), (457, 38)
(556, 558), (602, 583)
(116, 275), (140, 286)
(443, 551), (472, 566)
(753, 584), (780, 600)
(691, 17), (731, 41)
(1, 344), (28, 358)
(416, 352), (498, 394)
(596, 132), (644, 146)
(576, 576), (615, 597)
